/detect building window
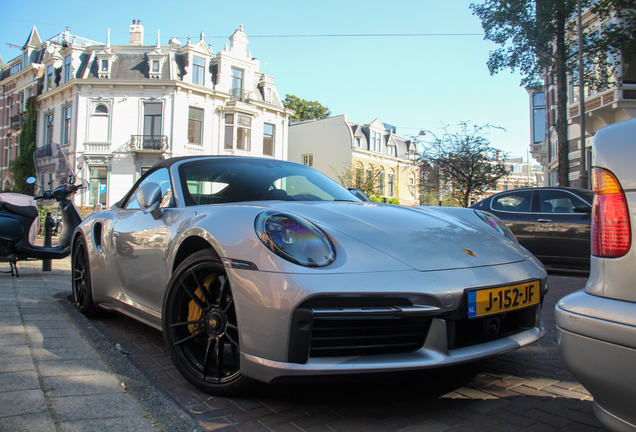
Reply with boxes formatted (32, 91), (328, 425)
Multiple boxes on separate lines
(355, 137), (361, 147)
(144, 103), (162, 137)
(6, 139), (11, 168)
(356, 168), (364, 189)
(46, 113), (54, 145)
(370, 131), (383, 152)
(388, 145), (395, 156)
(263, 123), (275, 156)
(64, 55), (72, 83)
(224, 113), (251, 151)
(63, 106), (72, 145)
(152, 60), (160, 73)
(188, 107), (203, 145)
(89, 167), (108, 206)
(192, 56), (205, 85)
(47, 65), (54, 90)
(89, 104), (110, 142)
(532, 92), (546, 144)
(10, 62), (21, 75)
(303, 154), (313, 167)
(378, 172), (385, 195)
(388, 173), (395, 197)
(231, 67), (243, 98)
(409, 177), (415, 199)
(101, 59), (109, 72)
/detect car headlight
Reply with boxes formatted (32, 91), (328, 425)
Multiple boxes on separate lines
(255, 210), (335, 267)
(474, 210), (519, 244)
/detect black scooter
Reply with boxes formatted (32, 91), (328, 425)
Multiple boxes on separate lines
(0, 143), (86, 276)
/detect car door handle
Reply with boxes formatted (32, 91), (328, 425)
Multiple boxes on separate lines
(537, 219), (552, 223)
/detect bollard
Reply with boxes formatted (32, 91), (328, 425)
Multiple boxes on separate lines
(42, 212), (54, 271)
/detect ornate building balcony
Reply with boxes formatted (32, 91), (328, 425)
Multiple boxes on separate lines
(130, 135), (169, 153)
(10, 113), (27, 130)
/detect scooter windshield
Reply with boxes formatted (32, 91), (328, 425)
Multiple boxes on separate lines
(34, 143), (74, 205)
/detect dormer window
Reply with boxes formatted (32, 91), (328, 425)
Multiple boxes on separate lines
(388, 145), (395, 156)
(10, 62), (22, 75)
(64, 55), (72, 83)
(231, 68), (244, 99)
(47, 65), (54, 90)
(152, 61), (160, 73)
(192, 56), (205, 85)
(371, 131), (382, 152)
(101, 60), (109, 72)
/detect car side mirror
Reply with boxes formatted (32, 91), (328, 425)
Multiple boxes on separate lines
(137, 181), (163, 219)
(573, 206), (592, 214)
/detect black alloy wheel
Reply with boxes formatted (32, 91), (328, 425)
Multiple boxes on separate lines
(163, 250), (250, 395)
(72, 236), (98, 317)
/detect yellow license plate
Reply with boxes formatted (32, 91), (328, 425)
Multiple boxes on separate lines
(467, 280), (540, 318)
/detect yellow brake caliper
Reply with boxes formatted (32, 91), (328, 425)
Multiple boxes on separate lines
(187, 273), (217, 334)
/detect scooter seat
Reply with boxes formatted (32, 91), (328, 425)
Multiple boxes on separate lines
(0, 193), (39, 219)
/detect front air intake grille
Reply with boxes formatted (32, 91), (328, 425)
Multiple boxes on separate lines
(310, 309), (431, 357)
(288, 302), (439, 364)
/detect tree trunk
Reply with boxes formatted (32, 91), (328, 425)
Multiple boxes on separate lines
(555, 7), (570, 186)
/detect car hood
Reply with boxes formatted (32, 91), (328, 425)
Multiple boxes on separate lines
(266, 202), (527, 272)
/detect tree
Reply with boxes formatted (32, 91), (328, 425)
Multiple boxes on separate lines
(10, 96), (37, 195)
(471, 0), (576, 186)
(420, 122), (510, 208)
(471, 0), (636, 187)
(283, 95), (331, 121)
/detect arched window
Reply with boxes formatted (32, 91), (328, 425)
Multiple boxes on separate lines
(94, 104), (109, 115)
(89, 103), (110, 142)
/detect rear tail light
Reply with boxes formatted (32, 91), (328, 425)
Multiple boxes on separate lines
(591, 167), (631, 257)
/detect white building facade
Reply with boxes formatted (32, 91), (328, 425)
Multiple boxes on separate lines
(31, 22), (291, 208)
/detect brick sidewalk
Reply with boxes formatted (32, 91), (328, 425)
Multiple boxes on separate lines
(91, 274), (604, 432)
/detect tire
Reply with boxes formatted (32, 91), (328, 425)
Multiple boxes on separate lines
(71, 236), (99, 317)
(162, 249), (251, 395)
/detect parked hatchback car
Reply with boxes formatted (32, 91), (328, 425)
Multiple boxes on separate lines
(556, 117), (636, 432)
(471, 187), (593, 272)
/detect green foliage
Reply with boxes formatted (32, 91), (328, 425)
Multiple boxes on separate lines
(471, 0), (636, 187)
(11, 97), (38, 195)
(420, 122), (510, 208)
(283, 94), (331, 121)
(369, 195), (400, 205)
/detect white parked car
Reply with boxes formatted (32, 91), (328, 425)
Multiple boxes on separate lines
(556, 117), (636, 431)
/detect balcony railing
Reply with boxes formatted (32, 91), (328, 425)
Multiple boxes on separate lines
(230, 88), (253, 102)
(35, 144), (53, 158)
(10, 113), (27, 130)
(130, 135), (169, 152)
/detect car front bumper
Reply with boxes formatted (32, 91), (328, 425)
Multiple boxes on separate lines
(242, 317), (546, 383)
(229, 259), (547, 383)
(556, 289), (636, 432)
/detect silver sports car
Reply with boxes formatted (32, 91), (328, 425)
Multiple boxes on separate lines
(71, 156), (548, 395)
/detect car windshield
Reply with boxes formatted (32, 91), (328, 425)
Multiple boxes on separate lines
(178, 158), (361, 205)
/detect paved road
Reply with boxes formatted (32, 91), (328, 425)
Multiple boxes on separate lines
(84, 274), (603, 432)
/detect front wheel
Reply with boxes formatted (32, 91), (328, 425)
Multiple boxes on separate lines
(162, 250), (251, 395)
(71, 236), (98, 317)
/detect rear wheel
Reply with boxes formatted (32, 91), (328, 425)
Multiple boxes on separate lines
(71, 236), (98, 317)
(162, 250), (251, 395)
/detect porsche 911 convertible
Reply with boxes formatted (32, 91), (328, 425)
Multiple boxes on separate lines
(71, 156), (548, 395)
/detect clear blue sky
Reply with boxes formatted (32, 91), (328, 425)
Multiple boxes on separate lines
(1, 0), (533, 159)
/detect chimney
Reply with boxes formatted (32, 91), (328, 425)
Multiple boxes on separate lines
(130, 19), (144, 46)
